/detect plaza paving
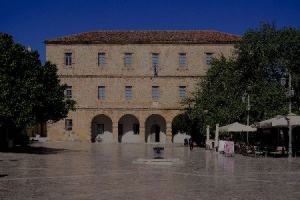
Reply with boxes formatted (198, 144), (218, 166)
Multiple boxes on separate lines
(0, 142), (300, 200)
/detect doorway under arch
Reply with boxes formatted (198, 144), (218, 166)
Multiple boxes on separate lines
(118, 114), (140, 143)
(145, 114), (166, 143)
(91, 114), (113, 143)
(151, 124), (161, 142)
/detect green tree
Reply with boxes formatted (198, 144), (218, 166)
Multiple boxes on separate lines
(0, 33), (75, 140)
(184, 23), (300, 140)
(34, 61), (75, 124)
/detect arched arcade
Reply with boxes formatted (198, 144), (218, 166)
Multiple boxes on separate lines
(91, 114), (113, 143)
(118, 114), (140, 143)
(145, 114), (167, 143)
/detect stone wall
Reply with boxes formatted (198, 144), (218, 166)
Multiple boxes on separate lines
(46, 44), (234, 76)
(46, 43), (235, 143)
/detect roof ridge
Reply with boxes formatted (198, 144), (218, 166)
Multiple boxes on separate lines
(44, 30), (242, 44)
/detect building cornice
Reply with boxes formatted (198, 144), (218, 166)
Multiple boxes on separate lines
(74, 106), (187, 111)
(58, 75), (204, 79)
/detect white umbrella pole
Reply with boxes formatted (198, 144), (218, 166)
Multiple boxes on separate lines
(247, 94), (250, 144)
(206, 125), (210, 144)
(215, 124), (219, 148)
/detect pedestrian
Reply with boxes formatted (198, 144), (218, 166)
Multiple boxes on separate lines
(189, 137), (194, 150)
(184, 138), (188, 147)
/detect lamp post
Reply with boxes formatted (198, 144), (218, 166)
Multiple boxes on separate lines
(242, 93), (250, 144)
(281, 72), (294, 158)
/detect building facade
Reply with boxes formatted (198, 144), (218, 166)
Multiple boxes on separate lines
(44, 31), (241, 143)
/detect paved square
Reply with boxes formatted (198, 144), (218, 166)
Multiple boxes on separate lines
(0, 142), (300, 199)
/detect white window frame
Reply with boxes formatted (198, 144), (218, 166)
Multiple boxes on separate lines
(152, 86), (159, 100)
(152, 53), (159, 67)
(125, 86), (132, 100)
(65, 119), (73, 131)
(125, 53), (132, 67)
(98, 53), (106, 67)
(179, 86), (186, 100)
(98, 86), (105, 100)
(66, 86), (72, 98)
(206, 53), (213, 66)
(65, 53), (72, 66)
(179, 53), (186, 67)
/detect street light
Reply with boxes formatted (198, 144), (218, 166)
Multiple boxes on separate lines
(281, 72), (294, 158)
(242, 93), (250, 144)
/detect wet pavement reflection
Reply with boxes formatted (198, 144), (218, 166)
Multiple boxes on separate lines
(0, 142), (300, 200)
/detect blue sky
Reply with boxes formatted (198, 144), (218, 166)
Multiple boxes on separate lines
(1, 0), (299, 63)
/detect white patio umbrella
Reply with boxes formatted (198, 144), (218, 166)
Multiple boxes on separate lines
(257, 114), (300, 128)
(272, 113), (300, 128)
(219, 122), (256, 144)
(256, 116), (283, 147)
(219, 122), (257, 132)
(256, 114), (300, 150)
(256, 115), (283, 128)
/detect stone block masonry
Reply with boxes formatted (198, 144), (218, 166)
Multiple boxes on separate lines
(45, 31), (241, 143)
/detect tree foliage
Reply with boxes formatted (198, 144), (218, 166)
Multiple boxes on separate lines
(182, 22), (300, 139)
(0, 33), (75, 137)
(34, 61), (75, 124)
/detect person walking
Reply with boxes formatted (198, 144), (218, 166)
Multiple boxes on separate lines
(184, 138), (188, 147)
(189, 137), (194, 151)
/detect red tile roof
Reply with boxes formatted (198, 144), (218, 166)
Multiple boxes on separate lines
(44, 30), (242, 44)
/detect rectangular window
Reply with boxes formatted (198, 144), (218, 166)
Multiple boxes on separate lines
(125, 86), (132, 100)
(65, 119), (73, 131)
(98, 86), (105, 100)
(98, 53), (106, 67)
(97, 124), (104, 134)
(206, 53), (213, 66)
(65, 53), (72, 66)
(133, 124), (140, 135)
(152, 86), (159, 100)
(125, 53), (132, 67)
(179, 53), (186, 67)
(66, 86), (72, 98)
(152, 53), (159, 67)
(179, 86), (186, 100)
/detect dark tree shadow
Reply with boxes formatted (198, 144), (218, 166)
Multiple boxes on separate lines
(0, 145), (67, 155)
(24, 146), (68, 154)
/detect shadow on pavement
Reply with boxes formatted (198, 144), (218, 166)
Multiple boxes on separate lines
(0, 145), (67, 155)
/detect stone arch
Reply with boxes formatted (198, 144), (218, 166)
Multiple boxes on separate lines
(145, 114), (166, 143)
(91, 114), (113, 143)
(171, 114), (189, 143)
(118, 114), (140, 143)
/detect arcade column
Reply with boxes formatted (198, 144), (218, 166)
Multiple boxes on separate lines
(139, 124), (146, 143)
(112, 121), (119, 143)
(166, 122), (172, 143)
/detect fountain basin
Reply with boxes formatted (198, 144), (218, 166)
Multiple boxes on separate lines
(132, 158), (184, 165)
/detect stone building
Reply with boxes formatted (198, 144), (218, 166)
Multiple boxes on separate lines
(44, 31), (241, 143)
